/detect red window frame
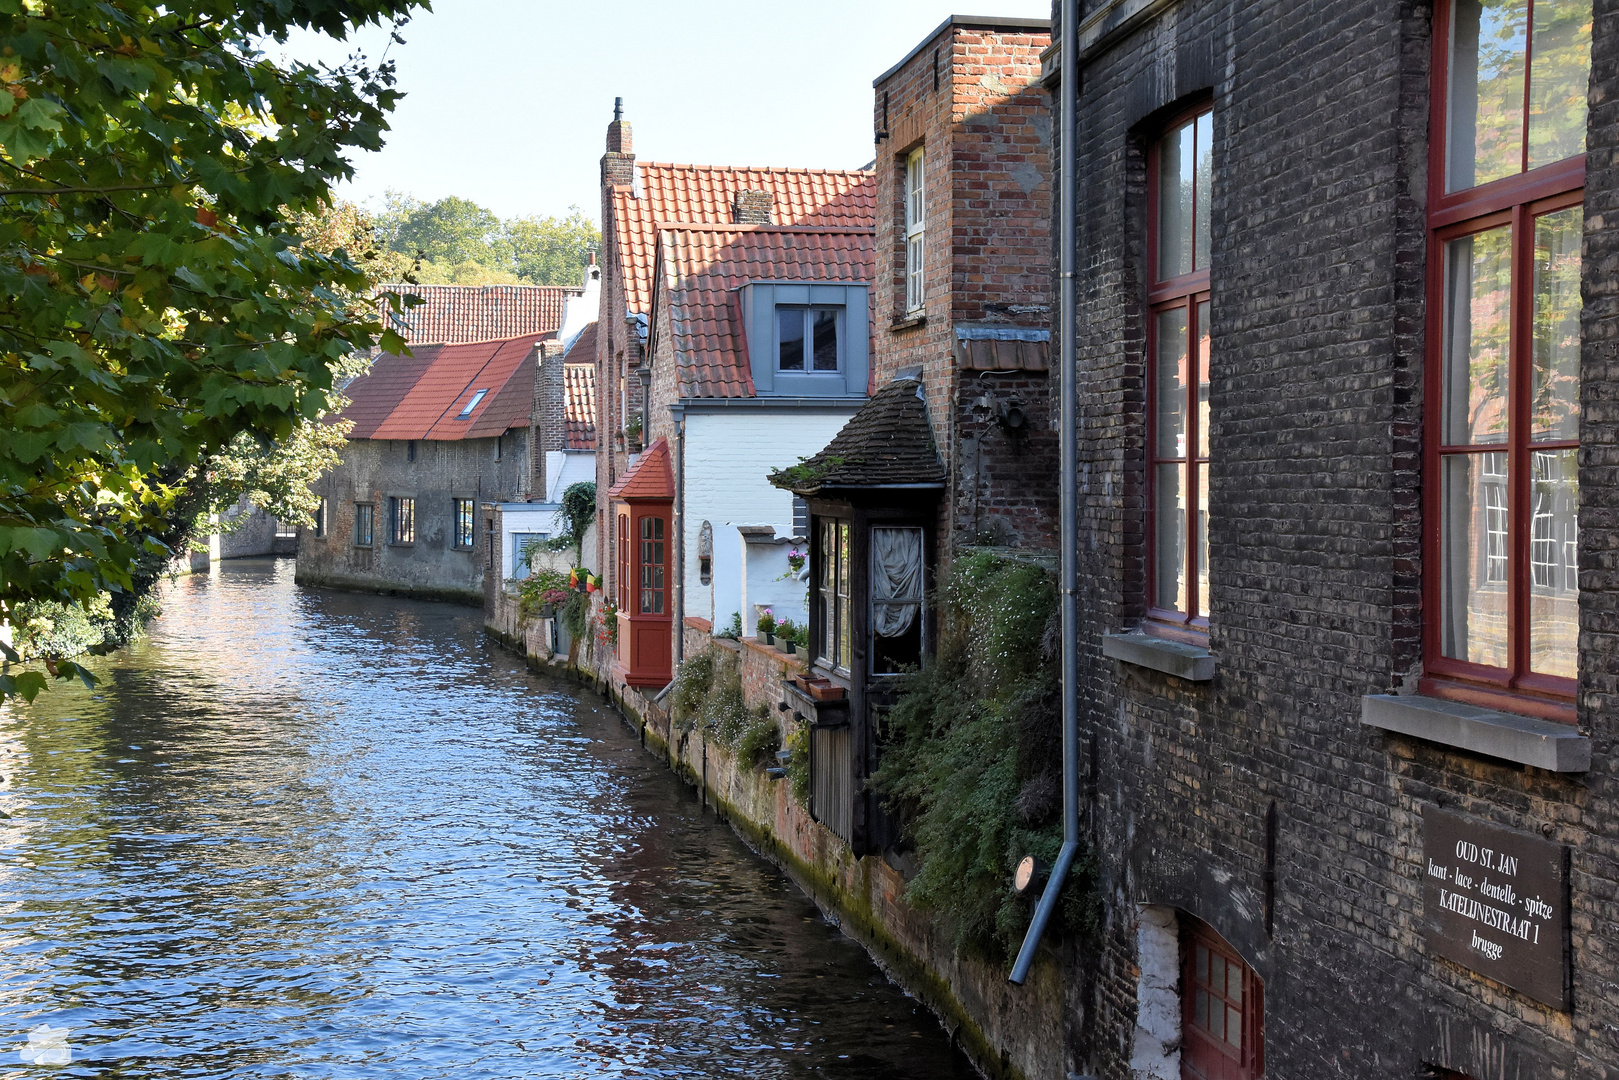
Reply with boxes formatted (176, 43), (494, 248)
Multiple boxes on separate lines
(1422, 0), (1587, 722)
(1146, 103), (1213, 639)
(616, 512), (630, 612)
(1181, 923), (1263, 1080)
(638, 512), (667, 615)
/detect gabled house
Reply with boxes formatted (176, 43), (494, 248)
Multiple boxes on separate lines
(297, 273), (601, 604)
(592, 103), (877, 691)
(773, 15), (1052, 852)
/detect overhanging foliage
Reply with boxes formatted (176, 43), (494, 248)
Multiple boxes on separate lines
(0, 0), (422, 698)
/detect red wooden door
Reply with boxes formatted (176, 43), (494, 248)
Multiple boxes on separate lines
(1181, 925), (1263, 1080)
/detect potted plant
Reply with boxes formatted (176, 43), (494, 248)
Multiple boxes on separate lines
(756, 607), (776, 645)
(792, 624), (810, 662)
(774, 618), (797, 653)
(786, 548), (806, 574)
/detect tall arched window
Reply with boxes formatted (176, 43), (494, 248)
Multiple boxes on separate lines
(1148, 105), (1213, 634)
(1426, 0), (1590, 720)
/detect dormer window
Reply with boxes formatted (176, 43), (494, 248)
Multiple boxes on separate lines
(457, 389), (488, 418)
(778, 306), (841, 372)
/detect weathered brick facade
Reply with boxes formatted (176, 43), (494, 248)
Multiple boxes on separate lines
(1058, 1), (1619, 1078)
(872, 16), (1058, 555)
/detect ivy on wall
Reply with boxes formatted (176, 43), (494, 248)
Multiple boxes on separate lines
(874, 550), (1099, 964)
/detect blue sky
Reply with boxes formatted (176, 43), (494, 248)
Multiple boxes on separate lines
(282, 1), (1050, 223)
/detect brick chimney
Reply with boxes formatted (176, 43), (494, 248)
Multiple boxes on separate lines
(601, 97), (635, 187)
(732, 189), (774, 225)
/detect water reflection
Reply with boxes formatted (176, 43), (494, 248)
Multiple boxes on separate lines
(0, 560), (976, 1079)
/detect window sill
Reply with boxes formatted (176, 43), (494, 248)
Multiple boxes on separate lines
(890, 313), (927, 332)
(1361, 694), (1590, 773)
(1102, 632), (1214, 681)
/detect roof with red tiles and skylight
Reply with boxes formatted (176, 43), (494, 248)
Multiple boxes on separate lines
(612, 164), (876, 318)
(651, 224), (876, 399)
(338, 332), (546, 442)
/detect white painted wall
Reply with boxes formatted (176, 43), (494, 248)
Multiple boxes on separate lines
(682, 407), (856, 634)
(545, 450), (596, 503)
(1129, 905), (1183, 1080)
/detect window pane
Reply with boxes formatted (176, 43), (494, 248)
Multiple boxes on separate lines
(1195, 463), (1209, 619)
(907, 235), (925, 311)
(1530, 447), (1579, 677)
(837, 522), (852, 670)
(873, 527), (924, 674)
(1440, 452), (1511, 667)
(820, 519), (836, 660)
(812, 308), (839, 371)
(1226, 960), (1243, 1003)
(1448, 0), (1527, 191)
(1155, 462), (1188, 613)
(779, 308), (805, 371)
(1195, 989), (1211, 1033)
(1155, 307), (1189, 459)
(1441, 228), (1513, 445)
(1196, 944), (1209, 983)
(1157, 119), (1196, 279)
(1194, 111), (1212, 271)
(1528, 0), (1592, 170)
(1226, 1005), (1242, 1050)
(1532, 205), (1583, 442)
(907, 150), (924, 229)
(1196, 299), (1211, 460)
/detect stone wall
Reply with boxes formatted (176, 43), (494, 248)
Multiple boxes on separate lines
(297, 434), (527, 605)
(489, 604), (1071, 1080)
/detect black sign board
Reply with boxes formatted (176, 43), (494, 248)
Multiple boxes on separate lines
(1422, 806), (1570, 1010)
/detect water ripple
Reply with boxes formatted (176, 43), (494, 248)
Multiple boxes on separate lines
(0, 560), (977, 1079)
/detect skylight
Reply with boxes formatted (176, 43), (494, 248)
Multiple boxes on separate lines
(458, 389), (488, 418)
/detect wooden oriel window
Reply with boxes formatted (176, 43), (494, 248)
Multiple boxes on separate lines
(1147, 106), (1213, 631)
(1181, 924), (1263, 1080)
(1425, 0), (1590, 719)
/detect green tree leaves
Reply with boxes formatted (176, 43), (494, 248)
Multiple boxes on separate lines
(0, 0), (423, 696)
(376, 193), (600, 286)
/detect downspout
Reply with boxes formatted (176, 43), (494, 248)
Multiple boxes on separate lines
(1010, 0), (1079, 986)
(672, 405), (686, 669)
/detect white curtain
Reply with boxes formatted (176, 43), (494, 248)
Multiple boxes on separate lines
(872, 527), (923, 638)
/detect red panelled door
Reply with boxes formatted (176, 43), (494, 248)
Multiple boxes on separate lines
(1181, 925), (1263, 1080)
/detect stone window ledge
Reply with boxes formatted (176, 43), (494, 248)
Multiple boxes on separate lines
(889, 313), (927, 332)
(1101, 633), (1214, 682)
(1361, 694), (1590, 773)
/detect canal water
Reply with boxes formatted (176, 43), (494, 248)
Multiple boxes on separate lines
(0, 559), (978, 1079)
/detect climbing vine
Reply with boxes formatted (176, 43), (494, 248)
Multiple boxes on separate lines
(874, 550), (1098, 964)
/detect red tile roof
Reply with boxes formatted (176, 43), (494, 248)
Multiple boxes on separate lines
(563, 321), (599, 450)
(377, 284), (577, 345)
(337, 348), (438, 440)
(613, 164), (876, 317)
(652, 225), (876, 398)
(607, 437), (674, 500)
(338, 332), (546, 442)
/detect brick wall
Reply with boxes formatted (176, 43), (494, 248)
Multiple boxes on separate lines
(1063, 1), (1619, 1077)
(872, 18), (1056, 556)
(534, 340), (565, 498)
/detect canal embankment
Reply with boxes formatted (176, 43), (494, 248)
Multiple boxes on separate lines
(487, 587), (1071, 1080)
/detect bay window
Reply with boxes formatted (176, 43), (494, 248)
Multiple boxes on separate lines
(1147, 106), (1213, 631)
(1427, 0), (1589, 716)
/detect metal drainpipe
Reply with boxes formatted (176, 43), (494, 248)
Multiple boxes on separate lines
(673, 408), (686, 669)
(1010, 0), (1079, 987)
